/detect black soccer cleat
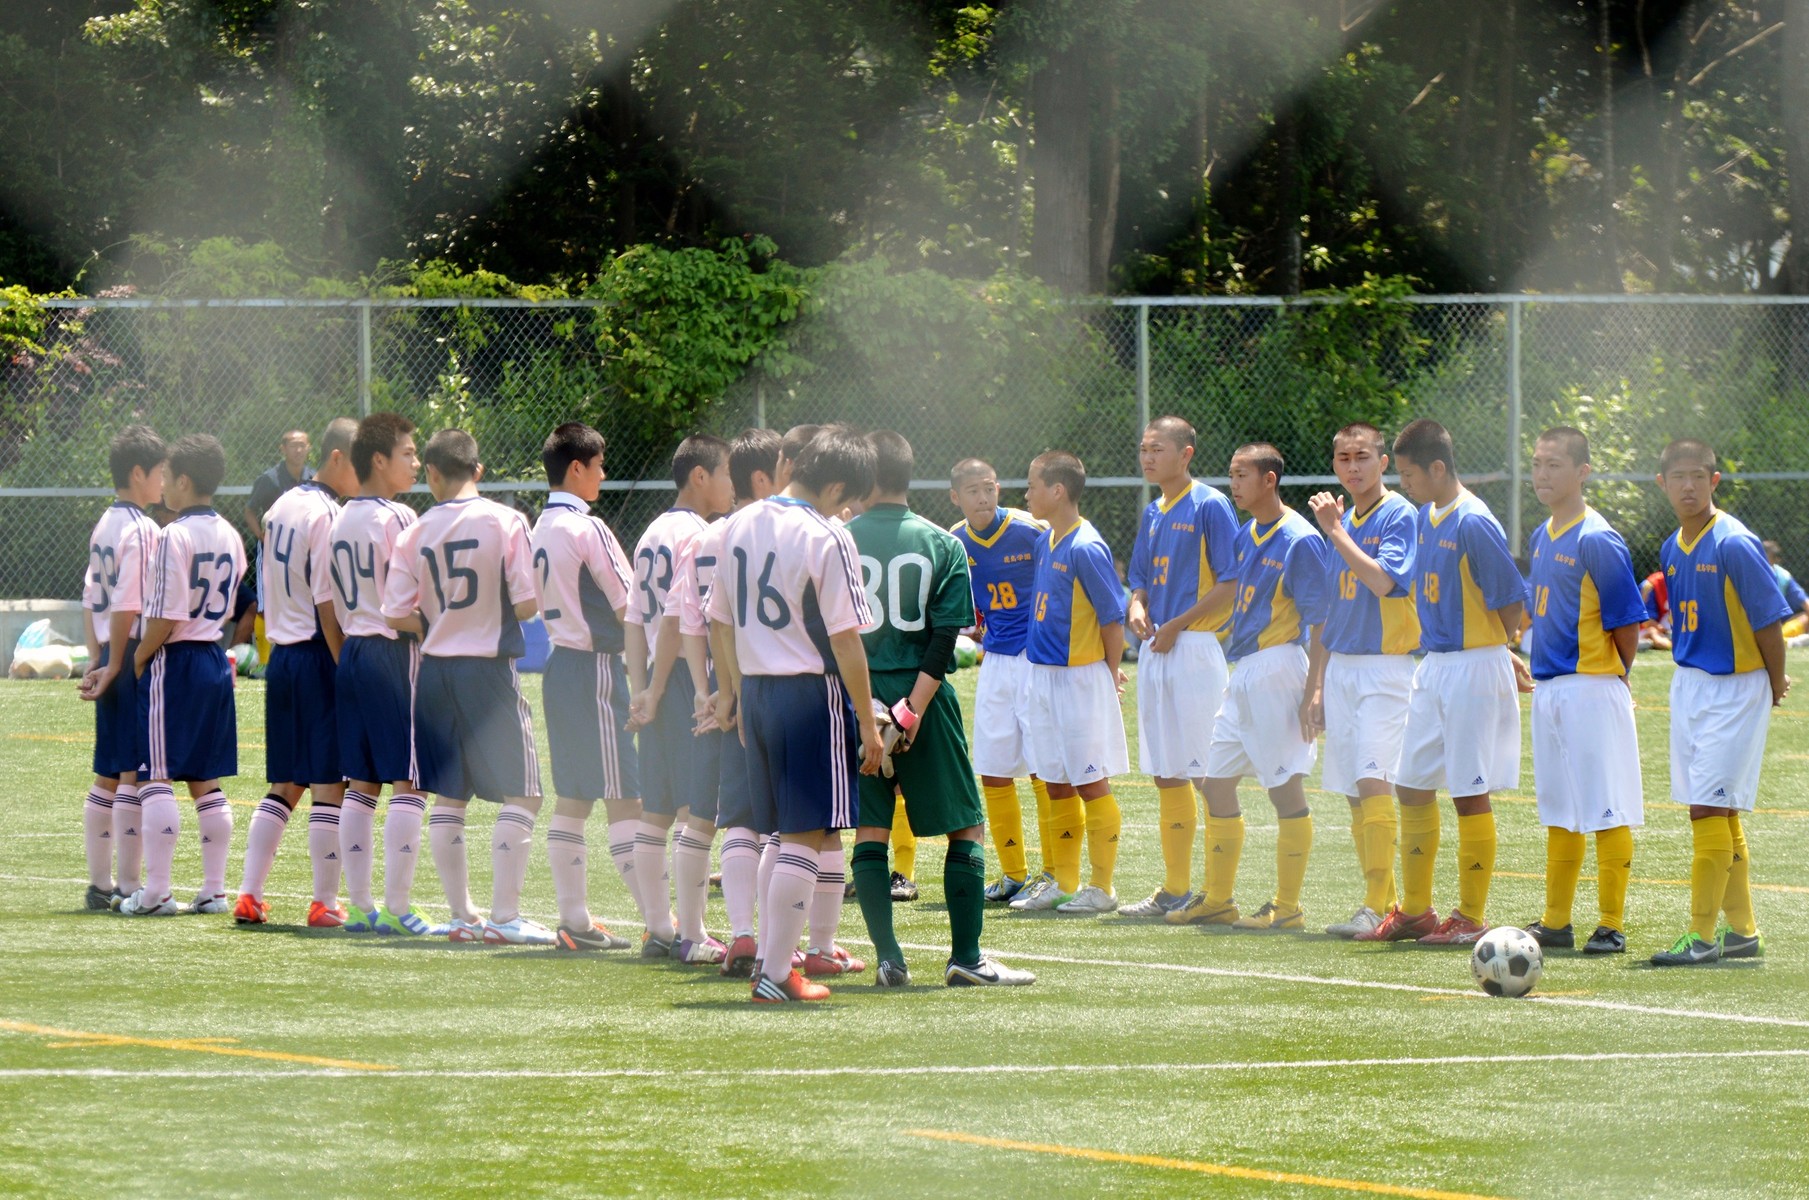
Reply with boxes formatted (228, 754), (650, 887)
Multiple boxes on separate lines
(1582, 926), (1625, 955)
(1718, 927), (1765, 959)
(1650, 932), (1721, 966)
(1523, 920), (1574, 949)
(875, 960), (910, 989)
(889, 872), (919, 902)
(84, 885), (115, 912)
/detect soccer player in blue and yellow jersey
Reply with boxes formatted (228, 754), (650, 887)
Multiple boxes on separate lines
(1359, 419), (1530, 947)
(1169, 444), (1328, 930)
(949, 457), (1055, 903)
(1121, 417), (1239, 919)
(1303, 422), (1420, 939)
(1519, 428), (1648, 956)
(1649, 438), (1792, 966)
(1013, 450), (1129, 915)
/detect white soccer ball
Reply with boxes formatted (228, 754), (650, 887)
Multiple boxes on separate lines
(1470, 927), (1543, 998)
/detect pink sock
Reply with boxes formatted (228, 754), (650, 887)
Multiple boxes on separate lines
(192, 789), (232, 899)
(428, 806), (473, 921)
(237, 794), (292, 899)
(139, 783), (179, 903)
(113, 784), (142, 894)
(720, 827), (760, 938)
(759, 843), (819, 984)
(757, 833), (781, 919)
(546, 813), (591, 930)
(340, 789), (379, 912)
(490, 805), (536, 924)
(673, 824), (714, 943)
(808, 843), (846, 953)
(383, 793), (426, 914)
(634, 820), (675, 940)
(307, 804), (342, 907)
(83, 787), (115, 890)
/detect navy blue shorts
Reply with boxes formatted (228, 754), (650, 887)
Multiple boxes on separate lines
(715, 724), (771, 834)
(741, 673), (858, 834)
(266, 640), (341, 786)
(91, 640), (140, 778)
(138, 641), (236, 783)
(543, 646), (639, 801)
(638, 672), (721, 817)
(413, 655), (542, 803)
(337, 635), (418, 786)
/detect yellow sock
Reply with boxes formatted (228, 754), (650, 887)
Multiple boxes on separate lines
(892, 796), (916, 881)
(1031, 778), (1054, 875)
(1347, 801), (1368, 893)
(983, 783), (1027, 881)
(1456, 810), (1497, 923)
(1359, 795), (1397, 913)
(1689, 815), (1734, 941)
(1274, 814), (1313, 912)
(1084, 793), (1121, 893)
(1157, 784), (1197, 896)
(1540, 826), (1586, 929)
(1204, 814), (1245, 905)
(1399, 803), (1440, 915)
(1049, 793), (1085, 893)
(1593, 825), (1633, 934)
(1722, 814), (1756, 937)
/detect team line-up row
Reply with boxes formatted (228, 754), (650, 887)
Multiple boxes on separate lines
(73, 414), (1781, 1002)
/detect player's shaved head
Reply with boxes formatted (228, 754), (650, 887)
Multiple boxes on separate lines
(1145, 416), (1196, 452)
(109, 424), (166, 488)
(1536, 426), (1590, 466)
(167, 434), (227, 498)
(729, 427), (782, 501)
(1334, 422), (1386, 455)
(1393, 418), (1456, 473)
(1659, 438), (1716, 474)
(1030, 450), (1086, 502)
(780, 424), (822, 465)
(868, 429), (913, 496)
(353, 413), (416, 483)
(1232, 442), (1285, 485)
(319, 417), (358, 463)
(791, 423), (875, 500)
(949, 457), (996, 489)
(423, 429), (480, 484)
(542, 421), (605, 488)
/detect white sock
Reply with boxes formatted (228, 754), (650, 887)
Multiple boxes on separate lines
(720, 827), (760, 937)
(428, 806), (474, 922)
(490, 805), (536, 925)
(758, 843), (819, 984)
(634, 820), (675, 940)
(808, 843), (845, 953)
(673, 824), (714, 943)
(83, 787), (115, 890)
(192, 789), (232, 898)
(382, 793), (426, 914)
(340, 789), (379, 912)
(605, 818), (639, 910)
(756, 832), (781, 920)
(238, 795), (291, 898)
(139, 783), (179, 903)
(112, 784), (142, 894)
(307, 805), (342, 907)
(547, 813), (592, 930)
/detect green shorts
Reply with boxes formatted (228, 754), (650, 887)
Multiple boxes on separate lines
(858, 669), (985, 838)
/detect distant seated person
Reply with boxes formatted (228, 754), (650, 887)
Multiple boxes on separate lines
(1762, 539), (1809, 639)
(1638, 568), (1672, 651)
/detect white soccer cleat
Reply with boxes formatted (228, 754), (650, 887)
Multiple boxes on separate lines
(1008, 878), (1072, 911)
(481, 916), (556, 946)
(440, 917), (486, 942)
(946, 955), (1037, 987)
(190, 891), (231, 915)
(1326, 905), (1383, 939)
(117, 889), (181, 917)
(1118, 889), (1190, 918)
(1055, 885), (1118, 915)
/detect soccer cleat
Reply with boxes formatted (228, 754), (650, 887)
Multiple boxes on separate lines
(1165, 894), (1239, 926)
(843, 878), (858, 899)
(117, 889), (180, 917)
(232, 894), (270, 925)
(556, 920), (633, 952)
(306, 901), (348, 929)
(444, 917), (486, 943)
(1583, 926), (1627, 955)
(342, 906), (381, 933)
(107, 887), (130, 911)
(1233, 901), (1305, 931)
(751, 969), (831, 1003)
(1006, 876), (1052, 910)
(482, 916), (555, 946)
(672, 934), (729, 965)
(1717, 926), (1765, 960)
(1523, 920), (1574, 949)
(890, 872), (919, 902)
(875, 960), (910, 988)
(1119, 889), (1191, 918)
(720, 934), (759, 977)
(373, 906), (433, 936)
(641, 932), (675, 960)
(1353, 905), (1438, 942)
(1056, 885), (1118, 915)
(1010, 879), (1074, 912)
(1417, 911), (1488, 946)
(1326, 906), (1383, 939)
(802, 946), (867, 975)
(1651, 931), (1721, 966)
(984, 875), (1028, 904)
(946, 956), (1037, 987)
(85, 884), (115, 912)
(191, 891), (231, 915)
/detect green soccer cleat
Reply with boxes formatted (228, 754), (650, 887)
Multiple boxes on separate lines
(1650, 931), (1721, 966)
(372, 906), (433, 935)
(342, 906), (381, 932)
(1717, 925), (1765, 960)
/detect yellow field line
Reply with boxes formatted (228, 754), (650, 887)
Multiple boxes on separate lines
(1491, 869), (1809, 895)
(0, 1019), (393, 1072)
(905, 1129), (1502, 1200)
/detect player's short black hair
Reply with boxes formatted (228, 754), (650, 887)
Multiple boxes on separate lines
(1233, 442), (1286, 485)
(791, 423), (876, 501)
(868, 429), (914, 496)
(729, 427), (782, 502)
(108, 424), (166, 489)
(166, 434), (227, 498)
(949, 457), (996, 489)
(1145, 415), (1196, 452)
(423, 429), (480, 484)
(319, 417), (358, 469)
(1659, 437), (1716, 473)
(671, 434), (731, 488)
(541, 422), (605, 488)
(1394, 418), (1457, 473)
(780, 424), (822, 464)
(1536, 426), (1590, 466)
(1333, 422), (1386, 455)
(1030, 450), (1086, 503)
(352, 413), (416, 483)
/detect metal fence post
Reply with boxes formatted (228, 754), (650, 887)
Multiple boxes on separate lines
(756, 380), (767, 431)
(1136, 300), (1151, 507)
(1505, 297), (1523, 552)
(358, 300), (372, 418)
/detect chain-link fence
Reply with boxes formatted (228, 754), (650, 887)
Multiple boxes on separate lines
(6, 294), (1809, 601)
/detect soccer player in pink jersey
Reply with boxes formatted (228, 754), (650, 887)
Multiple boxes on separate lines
(622, 435), (734, 958)
(707, 425), (885, 1003)
(77, 425), (166, 911)
(530, 422), (637, 953)
(381, 429), (550, 944)
(119, 435), (245, 917)
(328, 413), (430, 935)
(235, 417), (358, 928)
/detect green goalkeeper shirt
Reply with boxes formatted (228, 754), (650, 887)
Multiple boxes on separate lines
(846, 503), (977, 675)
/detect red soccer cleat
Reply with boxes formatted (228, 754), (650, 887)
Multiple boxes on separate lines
(1418, 910), (1488, 946)
(306, 900), (347, 929)
(801, 946), (867, 976)
(751, 969), (831, 1003)
(1353, 905), (1438, 942)
(720, 935), (759, 978)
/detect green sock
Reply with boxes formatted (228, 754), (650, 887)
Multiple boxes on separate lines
(851, 841), (902, 965)
(945, 839), (986, 967)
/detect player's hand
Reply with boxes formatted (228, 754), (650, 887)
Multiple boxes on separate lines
(1308, 491), (1345, 534)
(857, 721), (885, 776)
(1302, 690), (1325, 738)
(1511, 654), (1536, 694)
(1114, 667), (1128, 697)
(626, 690), (656, 732)
(693, 691), (720, 735)
(77, 664), (115, 702)
(713, 689), (738, 739)
(1126, 598), (1152, 641)
(1149, 621), (1181, 655)
(1775, 674), (1792, 707)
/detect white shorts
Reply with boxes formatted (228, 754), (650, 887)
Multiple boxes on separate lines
(1137, 631), (1229, 779)
(1532, 673), (1644, 831)
(1025, 661), (1130, 786)
(1204, 644), (1317, 785)
(1397, 646), (1522, 795)
(1670, 666), (1772, 812)
(1320, 652), (1414, 797)
(969, 649), (1032, 778)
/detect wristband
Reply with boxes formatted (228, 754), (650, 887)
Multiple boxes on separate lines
(890, 699), (918, 732)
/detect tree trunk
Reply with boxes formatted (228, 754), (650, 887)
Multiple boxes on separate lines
(1089, 48), (1120, 293)
(1486, 0), (1517, 288)
(606, 58), (639, 244)
(1274, 103), (1303, 295)
(1029, 39), (1092, 296)
(1599, 0), (1622, 291)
